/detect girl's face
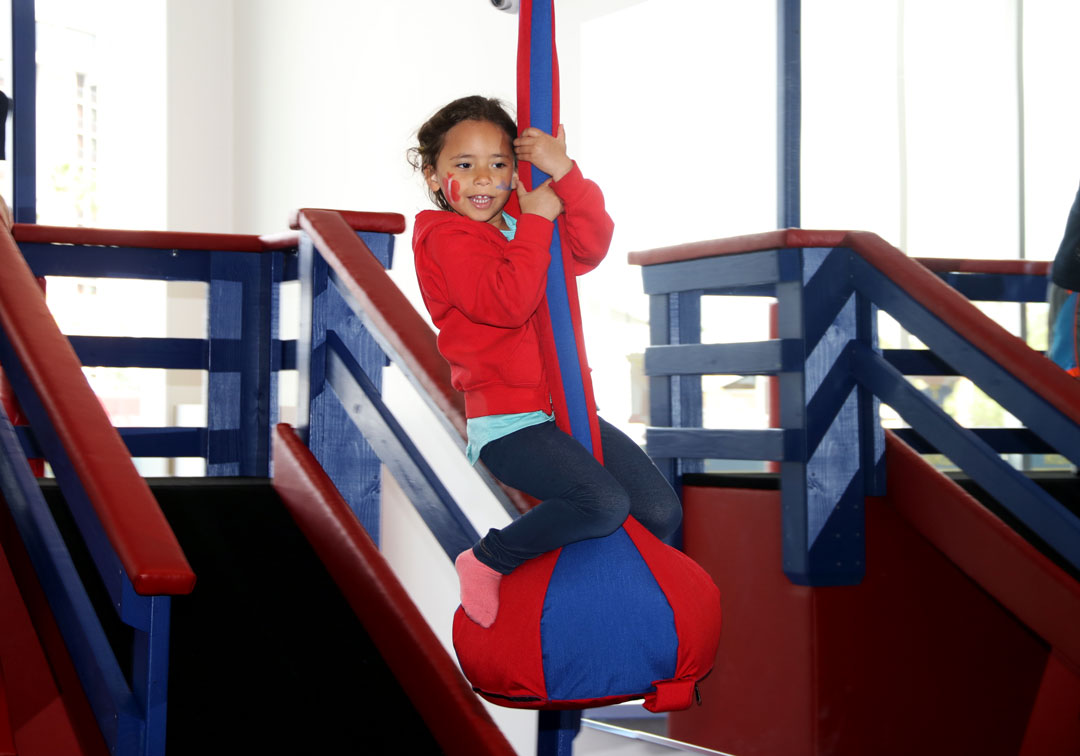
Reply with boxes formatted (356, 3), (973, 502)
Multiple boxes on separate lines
(425, 119), (517, 230)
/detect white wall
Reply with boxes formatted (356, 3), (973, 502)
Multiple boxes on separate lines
(166, 0), (233, 232)
(95, 1), (168, 229)
(228, 0), (523, 321)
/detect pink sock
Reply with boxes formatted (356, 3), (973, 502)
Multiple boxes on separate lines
(455, 549), (502, 628)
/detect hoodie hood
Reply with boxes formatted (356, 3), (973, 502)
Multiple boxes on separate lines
(412, 192), (522, 250)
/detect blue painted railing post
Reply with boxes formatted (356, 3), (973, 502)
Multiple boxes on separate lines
(648, 290), (704, 488)
(856, 287), (887, 496)
(207, 251), (281, 476)
(778, 0), (801, 230)
(12, 0), (36, 223)
(296, 229), (395, 537)
(131, 595), (172, 756)
(538, 710), (581, 756)
(779, 246), (868, 585)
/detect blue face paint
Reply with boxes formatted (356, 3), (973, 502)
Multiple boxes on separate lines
(496, 182), (512, 191)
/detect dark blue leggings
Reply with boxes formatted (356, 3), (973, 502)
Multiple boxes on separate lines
(474, 417), (682, 574)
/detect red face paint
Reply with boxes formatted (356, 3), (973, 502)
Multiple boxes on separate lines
(445, 173), (461, 203)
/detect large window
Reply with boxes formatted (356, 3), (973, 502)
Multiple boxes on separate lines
(33, 1), (181, 475)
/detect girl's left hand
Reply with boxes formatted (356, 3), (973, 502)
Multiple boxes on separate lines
(514, 125), (573, 182)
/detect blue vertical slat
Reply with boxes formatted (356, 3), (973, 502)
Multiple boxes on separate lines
(207, 258), (244, 475)
(537, 710), (581, 756)
(673, 291), (703, 476)
(648, 293), (675, 487)
(777, 0), (801, 229)
(298, 232), (396, 538)
(131, 596), (171, 756)
(324, 331), (479, 557)
(295, 234), (325, 443)
(856, 287), (887, 495)
(357, 230), (395, 271)
(207, 251), (277, 476)
(11, 0), (36, 223)
(266, 251), (284, 472)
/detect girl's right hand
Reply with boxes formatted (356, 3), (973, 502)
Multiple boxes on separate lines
(517, 179), (564, 221)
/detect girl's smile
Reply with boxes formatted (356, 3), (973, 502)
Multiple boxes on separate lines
(426, 119), (517, 230)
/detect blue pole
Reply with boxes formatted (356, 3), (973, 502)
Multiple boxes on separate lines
(778, 0), (800, 229)
(12, 0), (36, 223)
(537, 710), (581, 756)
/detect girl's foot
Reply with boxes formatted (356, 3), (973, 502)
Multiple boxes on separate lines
(455, 549), (502, 627)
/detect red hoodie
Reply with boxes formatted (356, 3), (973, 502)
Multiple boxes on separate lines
(412, 161), (614, 419)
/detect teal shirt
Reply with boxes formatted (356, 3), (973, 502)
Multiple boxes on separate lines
(464, 212), (554, 464)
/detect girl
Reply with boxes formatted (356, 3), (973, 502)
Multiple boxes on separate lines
(410, 95), (681, 627)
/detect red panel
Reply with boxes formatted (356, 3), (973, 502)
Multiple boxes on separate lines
(0, 542), (86, 755)
(0, 231), (194, 596)
(671, 487), (815, 756)
(671, 482), (1051, 755)
(271, 425), (517, 756)
(812, 496), (1045, 755)
(0, 659), (12, 756)
(883, 431), (1080, 668)
(0, 497), (108, 756)
(1019, 653), (1080, 755)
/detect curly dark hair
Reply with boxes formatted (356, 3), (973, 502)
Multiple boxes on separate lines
(408, 95), (518, 211)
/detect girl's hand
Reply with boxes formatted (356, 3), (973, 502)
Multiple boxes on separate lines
(514, 125), (573, 181)
(516, 178), (564, 221)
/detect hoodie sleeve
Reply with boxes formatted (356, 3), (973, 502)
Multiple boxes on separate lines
(549, 161), (614, 275)
(423, 214), (554, 328)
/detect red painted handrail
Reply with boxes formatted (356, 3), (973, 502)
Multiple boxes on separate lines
(288, 208), (406, 236)
(630, 229), (1080, 429)
(914, 257), (1050, 276)
(13, 210), (405, 252)
(272, 425), (517, 756)
(12, 223), (298, 252)
(627, 228), (846, 266)
(628, 230), (1053, 277)
(0, 228), (194, 596)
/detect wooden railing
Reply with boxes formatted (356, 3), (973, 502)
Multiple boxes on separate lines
(630, 229), (1080, 585)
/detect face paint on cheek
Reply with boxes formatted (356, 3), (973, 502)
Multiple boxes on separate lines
(496, 182), (512, 191)
(444, 173), (461, 203)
